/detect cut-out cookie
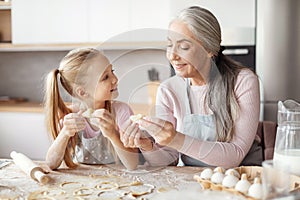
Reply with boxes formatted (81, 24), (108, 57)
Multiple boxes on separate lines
(28, 189), (66, 200)
(95, 181), (119, 191)
(129, 183), (155, 197)
(60, 182), (84, 189)
(119, 181), (142, 189)
(97, 190), (126, 200)
(73, 187), (94, 196)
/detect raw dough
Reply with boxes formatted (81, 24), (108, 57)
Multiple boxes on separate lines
(82, 108), (94, 118)
(129, 114), (144, 122)
(128, 183), (155, 197)
(95, 181), (118, 190)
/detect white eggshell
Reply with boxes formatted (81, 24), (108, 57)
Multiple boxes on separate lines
(211, 172), (225, 184)
(235, 179), (251, 193)
(248, 180), (263, 199)
(222, 174), (239, 188)
(225, 169), (240, 179)
(213, 167), (225, 173)
(200, 168), (213, 180)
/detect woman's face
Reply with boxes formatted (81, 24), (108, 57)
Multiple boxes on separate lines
(166, 20), (211, 80)
(85, 54), (118, 108)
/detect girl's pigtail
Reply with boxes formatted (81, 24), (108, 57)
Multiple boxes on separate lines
(44, 69), (77, 168)
(44, 69), (63, 140)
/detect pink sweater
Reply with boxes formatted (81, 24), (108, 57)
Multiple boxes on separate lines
(143, 69), (260, 168)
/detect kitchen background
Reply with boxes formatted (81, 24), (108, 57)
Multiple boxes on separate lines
(0, 0), (299, 160)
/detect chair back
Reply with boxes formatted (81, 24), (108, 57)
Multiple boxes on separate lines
(256, 121), (278, 160)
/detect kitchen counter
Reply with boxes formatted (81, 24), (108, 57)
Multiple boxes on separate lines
(0, 160), (248, 200)
(0, 102), (150, 115)
(0, 102), (44, 113)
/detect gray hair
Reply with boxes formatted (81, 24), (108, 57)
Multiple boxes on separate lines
(174, 6), (248, 142)
(176, 6), (221, 56)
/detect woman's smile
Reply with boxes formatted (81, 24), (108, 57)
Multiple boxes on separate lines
(173, 63), (187, 70)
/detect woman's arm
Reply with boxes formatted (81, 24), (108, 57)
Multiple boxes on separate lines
(141, 71), (260, 168)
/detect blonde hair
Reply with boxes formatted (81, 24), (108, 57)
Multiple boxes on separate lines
(44, 48), (117, 168)
(176, 6), (256, 142)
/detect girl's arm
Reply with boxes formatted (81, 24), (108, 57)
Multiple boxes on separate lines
(46, 113), (85, 170)
(46, 127), (73, 169)
(107, 130), (139, 170)
(92, 109), (139, 170)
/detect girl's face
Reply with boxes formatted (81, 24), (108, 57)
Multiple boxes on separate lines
(166, 20), (211, 81)
(84, 54), (118, 108)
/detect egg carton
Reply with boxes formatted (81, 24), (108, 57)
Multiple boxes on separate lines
(193, 166), (300, 200)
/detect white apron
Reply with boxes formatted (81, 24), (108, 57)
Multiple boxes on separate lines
(181, 79), (263, 166)
(181, 78), (217, 166)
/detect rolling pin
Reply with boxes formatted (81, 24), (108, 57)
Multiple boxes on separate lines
(10, 151), (50, 184)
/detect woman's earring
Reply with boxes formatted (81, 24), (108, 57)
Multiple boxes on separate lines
(79, 90), (88, 97)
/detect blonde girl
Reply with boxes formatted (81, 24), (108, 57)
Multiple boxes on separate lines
(44, 48), (139, 170)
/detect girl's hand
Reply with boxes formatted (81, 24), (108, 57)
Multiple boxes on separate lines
(138, 117), (177, 147)
(62, 112), (86, 137)
(120, 120), (153, 151)
(90, 109), (117, 138)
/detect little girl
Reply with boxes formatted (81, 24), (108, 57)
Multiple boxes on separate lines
(44, 48), (139, 170)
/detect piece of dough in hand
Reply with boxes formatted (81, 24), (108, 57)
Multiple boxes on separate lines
(130, 114), (144, 122)
(82, 108), (94, 118)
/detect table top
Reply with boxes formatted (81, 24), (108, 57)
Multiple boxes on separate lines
(0, 159), (247, 200)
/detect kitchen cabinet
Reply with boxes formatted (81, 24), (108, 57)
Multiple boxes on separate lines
(12, 0), (89, 44)
(88, 0), (130, 43)
(0, 1), (11, 43)
(0, 110), (51, 160)
(170, 0), (256, 46)
(11, 0), (171, 45)
(4, 0), (255, 48)
(90, 0), (170, 43)
(129, 0), (170, 33)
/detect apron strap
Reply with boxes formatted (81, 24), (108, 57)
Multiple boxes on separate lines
(185, 78), (192, 115)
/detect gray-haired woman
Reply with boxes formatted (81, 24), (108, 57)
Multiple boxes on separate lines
(122, 6), (262, 168)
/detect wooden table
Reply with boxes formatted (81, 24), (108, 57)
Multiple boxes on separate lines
(0, 159), (247, 200)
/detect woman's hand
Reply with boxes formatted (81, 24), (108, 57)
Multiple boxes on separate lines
(120, 119), (153, 151)
(62, 112), (86, 137)
(138, 117), (180, 148)
(91, 109), (117, 138)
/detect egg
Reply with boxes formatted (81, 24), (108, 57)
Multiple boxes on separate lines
(213, 167), (225, 173)
(222, 171), (239, 188)
(225, 168), (240, 179)
(200, 168), (213, 180)
(211, 167), (225, 184)
(248, 177), (263, 199)
(235, 173), (251, 193)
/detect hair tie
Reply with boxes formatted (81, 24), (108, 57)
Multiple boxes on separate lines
(218, 46), (225, 56)
(54, 68), (59, 74)
(215, 46), (225, 65)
